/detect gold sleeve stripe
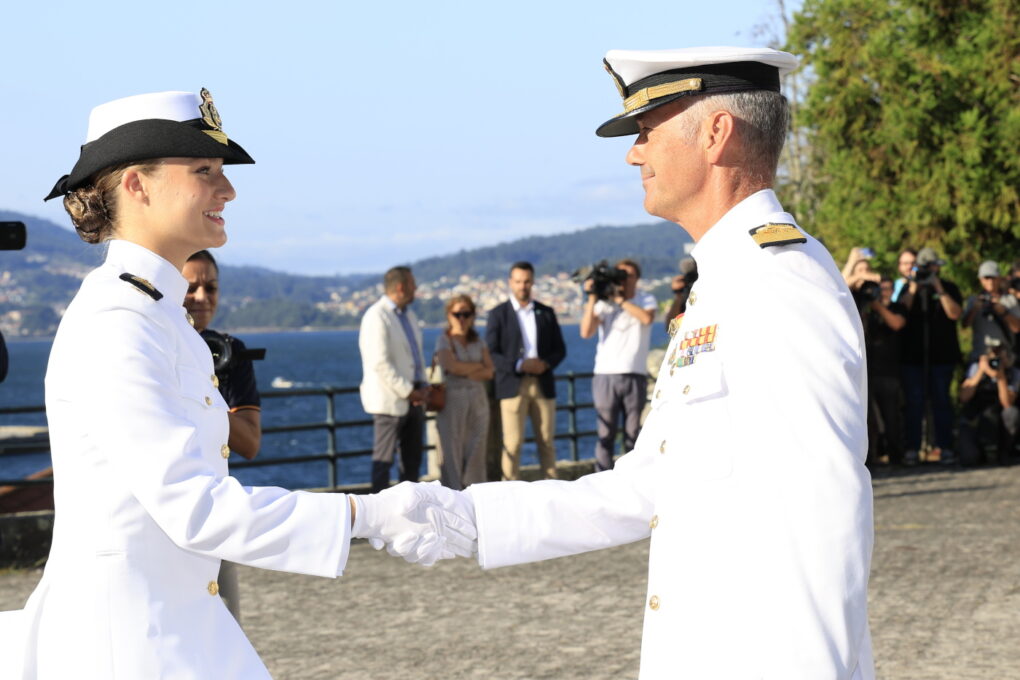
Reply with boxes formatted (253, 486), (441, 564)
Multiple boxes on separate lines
(622, 77), (703, 114)
(228, 405), (262, 413)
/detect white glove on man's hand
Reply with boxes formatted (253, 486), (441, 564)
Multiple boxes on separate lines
(351, 481), (477, 566)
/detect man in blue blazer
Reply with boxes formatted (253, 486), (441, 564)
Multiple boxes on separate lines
(485, 261), (567, 480)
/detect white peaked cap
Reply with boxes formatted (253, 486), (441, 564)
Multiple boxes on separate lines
(604, 46), (798, 89)
(85, 91), (204, 143)
(597, 46), (799, 137)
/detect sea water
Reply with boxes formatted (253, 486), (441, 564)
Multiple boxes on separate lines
(0, 323), (669, 487)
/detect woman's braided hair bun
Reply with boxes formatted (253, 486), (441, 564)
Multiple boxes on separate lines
(63, 186), (112, 244)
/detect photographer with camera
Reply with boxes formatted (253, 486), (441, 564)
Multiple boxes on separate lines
(183, 249), (262, 624)
(857, 276), (907, 465)
(891, 248), (917, 303)
(579, 258), (656, 471)
(898, 246), (963, 465)
(957, 339), (1019, 466)
(663, 257), (697, 333)
(962, 261), (1020, 362)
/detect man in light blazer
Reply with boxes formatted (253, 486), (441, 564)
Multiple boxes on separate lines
(359, 266), (430, 492)
(485, 261), (567, 480)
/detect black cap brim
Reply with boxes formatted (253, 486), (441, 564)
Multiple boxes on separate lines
(596, 91), (693, 138)
(45, 119), (254, 201)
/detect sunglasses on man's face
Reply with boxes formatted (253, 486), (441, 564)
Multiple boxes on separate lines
(451, 311), (474, 319)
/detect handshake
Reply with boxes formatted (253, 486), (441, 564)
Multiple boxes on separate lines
(350, 481), (477, 566)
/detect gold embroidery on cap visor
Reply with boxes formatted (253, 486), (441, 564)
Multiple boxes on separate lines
(198, 87), (229, 146)
(617, 77), (704, 117)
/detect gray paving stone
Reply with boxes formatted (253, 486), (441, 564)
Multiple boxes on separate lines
(2, 465), (1018, 679)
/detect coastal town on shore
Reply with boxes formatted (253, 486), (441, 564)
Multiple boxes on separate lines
(0, 267), (683, 337)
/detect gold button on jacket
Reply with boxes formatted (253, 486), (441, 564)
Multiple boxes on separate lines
(211, 374), (219, 388)
(649, 515), (659, 529)
(204, 396), (213, 406)
(648, 595), (660, 611)
(207, 581), (219, 596)
(220, 444), (230, 459)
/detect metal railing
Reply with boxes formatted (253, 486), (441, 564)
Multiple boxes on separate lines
(0, 372), (599, 489)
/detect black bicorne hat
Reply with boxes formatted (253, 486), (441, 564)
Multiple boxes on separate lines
(45, 88), (254, 201)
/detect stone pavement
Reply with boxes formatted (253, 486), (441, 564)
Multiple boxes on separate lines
(1, 465), (1018, 679)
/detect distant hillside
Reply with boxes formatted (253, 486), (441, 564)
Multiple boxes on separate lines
(410, 221), (692, 281)
(0, 209), (691, 336)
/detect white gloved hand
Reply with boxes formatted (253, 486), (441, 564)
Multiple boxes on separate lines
(351, 481), (477, 566)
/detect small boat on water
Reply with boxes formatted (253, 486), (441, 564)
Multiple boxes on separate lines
(270, 376), (294, 389)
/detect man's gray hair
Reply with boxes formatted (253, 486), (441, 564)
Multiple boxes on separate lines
(676, 90), (789, 186)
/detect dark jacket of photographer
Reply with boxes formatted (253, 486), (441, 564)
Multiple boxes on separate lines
(203, 329), (261, 419)
(859, 299), (906, 380)
(899, 279), (963, 366)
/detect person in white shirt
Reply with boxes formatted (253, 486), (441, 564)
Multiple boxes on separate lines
(579, 258), (657, 470)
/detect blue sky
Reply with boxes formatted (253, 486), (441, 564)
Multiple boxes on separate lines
(1, 0), (795, 275)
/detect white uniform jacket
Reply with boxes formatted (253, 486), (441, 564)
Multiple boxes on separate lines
(2, 240), (352, 679)
(468, 190), (875, 680)
(358, 296), (423, 417)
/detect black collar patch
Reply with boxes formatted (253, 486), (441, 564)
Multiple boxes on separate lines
(119, 273), (163, 301)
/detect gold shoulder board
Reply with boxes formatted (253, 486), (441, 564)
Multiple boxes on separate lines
(119, 273), (164, 301)
(749, 222), (806, 249)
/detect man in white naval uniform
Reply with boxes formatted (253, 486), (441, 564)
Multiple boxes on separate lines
(427, 47), (875, 679)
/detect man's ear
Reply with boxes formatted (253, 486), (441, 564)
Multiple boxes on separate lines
(120, 168), (150, 206)
(704, 110), (736, 165)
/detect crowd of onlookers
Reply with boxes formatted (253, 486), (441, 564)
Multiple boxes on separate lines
(843, 247), (1020, 468)
(356, 259), (700, 492)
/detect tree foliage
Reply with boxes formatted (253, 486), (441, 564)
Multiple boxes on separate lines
(786, 0), (1020, 280)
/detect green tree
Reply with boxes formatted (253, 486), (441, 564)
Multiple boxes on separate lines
(786, 0), (1020, 280)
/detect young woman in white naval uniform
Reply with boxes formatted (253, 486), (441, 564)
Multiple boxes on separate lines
(0, 89), (475, 679)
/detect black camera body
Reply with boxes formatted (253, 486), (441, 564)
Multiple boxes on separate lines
(0, 221), (27, 251)
(978, 292), (998, 319)
(572, 260), (629, 301)
(858, 280), (881, 304)
(985, 336), (1005, 371)
(912, 263), (937, 285)
(200, 329), (266, 375)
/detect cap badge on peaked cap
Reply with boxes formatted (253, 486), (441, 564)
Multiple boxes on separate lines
(198, 87), (227, 145)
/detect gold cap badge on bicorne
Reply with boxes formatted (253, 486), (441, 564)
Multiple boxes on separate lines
(199, 88), (228, 145)
(749, 223), (806, 249)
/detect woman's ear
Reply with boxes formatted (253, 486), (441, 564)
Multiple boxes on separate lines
(120, 168), (150, 206)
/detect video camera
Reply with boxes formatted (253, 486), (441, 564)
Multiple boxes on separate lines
(200, 329), (266, 375)
(571, 260), (629, 301)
